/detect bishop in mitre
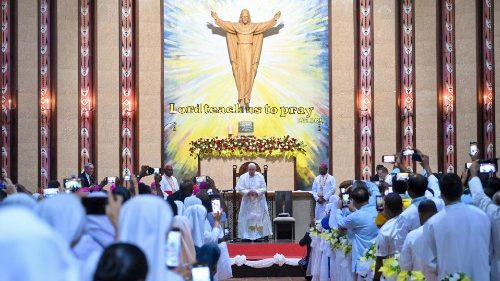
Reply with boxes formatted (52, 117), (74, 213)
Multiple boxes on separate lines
(235, 163), (273, 240)
(211, 9), (281, 107)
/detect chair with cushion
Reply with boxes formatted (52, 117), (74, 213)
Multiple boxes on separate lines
(273, 190), (295, 240)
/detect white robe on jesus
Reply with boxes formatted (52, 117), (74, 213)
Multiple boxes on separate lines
(236, 171), (273, 240)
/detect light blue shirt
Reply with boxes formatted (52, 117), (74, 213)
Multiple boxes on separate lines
(336, 204), (379, 273)
(363, 180), (381, 206)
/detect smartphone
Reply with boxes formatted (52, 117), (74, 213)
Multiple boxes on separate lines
(382, 155), (396, 163)
(82, 197), (108, 215)
(341, 193), (349, 208)
(195, 176), (208, 183)
(411, 153), (423, 162)
(376, 195), (385, 211)
(480, 162), (497, 173)
(207, 188), (213, 196)
(340, 187), (346, 194)
(165, 228), (182, 268)
(124, 175), (131, 181)
(465, 162), (472, 169)
(107, 176), (116, 184)
(43, 188), (58, 198)
(191, 266), (211, 281)
(396, 173), (410, 181)
(153, 167), (161, 175)
(63, 178), (82, 192)
(470, 142), (479, 156)
(402, 149), (415, 156)
(211, 198), (221, 213)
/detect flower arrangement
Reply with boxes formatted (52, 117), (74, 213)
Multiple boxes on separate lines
(359, 243), (377, 271)
(379, 254), (426, 281)
(309, 220), (322, 237)
(323, 228), (352, 254)
(440, 273), (471, 281)
(189, 135), (307, 159)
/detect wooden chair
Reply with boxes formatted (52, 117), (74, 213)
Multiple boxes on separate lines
(273, 191), (295, 240)
(231, 162), (268, 240)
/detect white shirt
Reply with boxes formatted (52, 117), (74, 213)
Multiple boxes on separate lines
(376, 215), (404, 257)
(159, 175), (179, 199)
(311, 173), (336, 219)
(400, 226), (437, 281)
(469, 176), (500, 281)
(421, 202), (491, 281)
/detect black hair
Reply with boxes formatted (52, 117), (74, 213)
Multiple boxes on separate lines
(0, 189), (6, 202)
(113, 187), (131, 203)
(439, 173), (463, 201)
(350, 184), (369, 204)
(385, 192), (403, 213)
(407, 174), (428, 197)
(418, 199), (438, 214)
(48, 180), (61, 189)
(137, 183), (152, 195)
(485, 177), (500, 199)
(392, 175), (408, 195)
(93, 243), (148, 281)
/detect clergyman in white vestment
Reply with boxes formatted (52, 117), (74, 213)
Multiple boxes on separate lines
(311, 163), (336, 220)
(235, 163), (273, 240)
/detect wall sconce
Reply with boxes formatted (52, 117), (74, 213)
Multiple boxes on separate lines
(164, 121), (176, 132)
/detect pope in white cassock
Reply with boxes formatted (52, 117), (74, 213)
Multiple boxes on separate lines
(236, 163), (273, 240)
(311, 163), (336, 219)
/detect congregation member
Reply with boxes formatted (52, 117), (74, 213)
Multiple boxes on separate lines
(93, 243), (148, 281)
(421, 173), (491, 281)
(373, 193), (404, 281)
(167, 179), (195, 204)
(235, 163), (272, 241)
(335, 182), (379, 279)
(311, 162), (336, 219)
(117, 195), (183, 281)
(400, 200), (438, 281)
(467, 160), (500, 280)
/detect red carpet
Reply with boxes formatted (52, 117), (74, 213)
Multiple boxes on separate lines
(227, 242), (306, 260)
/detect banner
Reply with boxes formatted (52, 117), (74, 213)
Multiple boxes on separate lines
(163, 0), (330, 189)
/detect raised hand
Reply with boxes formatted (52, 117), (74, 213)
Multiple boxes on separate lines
(274, 11), (281, 20)
(211, 11), (218, 20)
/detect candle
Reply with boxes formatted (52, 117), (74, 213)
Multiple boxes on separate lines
(8, 99), (12, 110)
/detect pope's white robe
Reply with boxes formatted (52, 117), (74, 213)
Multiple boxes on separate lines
(421, 202), (491, 281)
(311, 173), (336, 219)
(235, 172), (272, 240)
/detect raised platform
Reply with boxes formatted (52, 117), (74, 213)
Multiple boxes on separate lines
(227, 241), (307, 278)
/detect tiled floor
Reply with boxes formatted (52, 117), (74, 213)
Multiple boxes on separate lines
(227, 273), (307, 280)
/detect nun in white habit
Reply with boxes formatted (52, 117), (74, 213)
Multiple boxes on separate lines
(0, 206), (80, 281)
(1, 193), (37, 210)
(184, 204), (221, 247)
(36, 194), (86, 248)
(119, 195), (183, 281)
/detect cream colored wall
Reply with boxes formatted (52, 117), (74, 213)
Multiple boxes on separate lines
(17, 0), (38, 191)
(56, 0), (79, 181)
(455, 0), (477, 172)
(13, 0), (494, 189)
(373, 0), (397, 172)
(96, 0), (120, 180)
(414, 0), (439, 174)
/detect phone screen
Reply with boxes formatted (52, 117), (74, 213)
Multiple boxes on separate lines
(396, 173), (410, 181)
(382, 155), (396, 163)
(165, 229), (181, 268)
(341, 193), (349, 207)
(191, 266), (211, 281)
(195, 176), (208, 183)
(107, 177), (116, 184)
(64, 178), (82, 191)
(376, 195), (385, 211)
(465, 162), (472, 169)
(402, 149), (414, 156)
(43, 188), (58, 198)
(124, 175), (131, 181)
(470, 142), (478, 156)
(211, 199), (221, 213)
(340, 187), (346, 194)
(480, 163), (497, 173)
(153, 167), (161, 175)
